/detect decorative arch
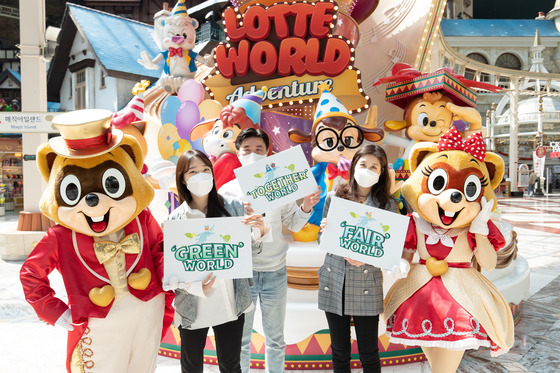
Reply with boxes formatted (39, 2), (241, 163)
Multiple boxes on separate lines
(466, 52), (489, 64)
(495, 53), (522, 70)
(464, 52), (491, 81)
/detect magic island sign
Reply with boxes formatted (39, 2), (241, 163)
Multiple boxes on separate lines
(204, 0), (369, 112)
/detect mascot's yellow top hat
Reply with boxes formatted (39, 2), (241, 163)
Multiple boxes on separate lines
(50, 109), (124, 158)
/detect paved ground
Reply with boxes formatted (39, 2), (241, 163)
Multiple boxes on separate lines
(1, 195), (559, 372)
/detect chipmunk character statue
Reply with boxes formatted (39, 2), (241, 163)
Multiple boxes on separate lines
(190, 88), (270, 190)
(138, 0), (214, 94)
(288, 83), (384, 241)
(384, 127), (514, 373)
(374, 63), (500, 167)
(20, 109), (173, 373)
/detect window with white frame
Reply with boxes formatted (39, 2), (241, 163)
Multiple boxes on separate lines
(75, 69), (86, 110)
(100, 70), (106, 89)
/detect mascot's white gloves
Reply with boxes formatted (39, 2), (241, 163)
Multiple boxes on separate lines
(55, 309), (74, 331)
(470, 196), (492, 236)
(386, 258), (411, 279)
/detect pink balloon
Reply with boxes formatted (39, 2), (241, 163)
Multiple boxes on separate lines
(351, 0), (379, 24)
(177, 79), (205, 105)
(176, 101), (201, 139)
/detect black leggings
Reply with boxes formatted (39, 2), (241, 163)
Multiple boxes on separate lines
(179, 314), (245, 373)
(325, 311), (381, 373)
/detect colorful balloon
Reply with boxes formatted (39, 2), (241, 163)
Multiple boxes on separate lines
(158, 123), (186, 160)
(351, 0), (380, 24)
(160, 96), (182, 126)
(177, 79), (205, 105)
(198, 99), (223, 122)
(176, 101), (201, 139)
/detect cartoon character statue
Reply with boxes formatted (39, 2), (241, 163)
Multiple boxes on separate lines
(20, 109), (174, 372)
(374, 63), (500, 171)
(384, 127), (514, 373)
(189, 88), (270, 190)
(137, 0), (214, 94)
(288, 83), (384, 241)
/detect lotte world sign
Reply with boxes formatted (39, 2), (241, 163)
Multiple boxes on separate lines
(0, 112), (61, 133)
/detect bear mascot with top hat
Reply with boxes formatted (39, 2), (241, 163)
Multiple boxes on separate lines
(383, 127), (514, 373)
(20, 109), (174, 373)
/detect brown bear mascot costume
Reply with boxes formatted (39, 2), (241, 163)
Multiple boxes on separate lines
(384, 127), (514, 373)
(20, 109), (173, 372)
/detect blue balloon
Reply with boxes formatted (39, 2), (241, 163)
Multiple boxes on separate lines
(189, 138), (204, 153)
(160, 96), (182, 126)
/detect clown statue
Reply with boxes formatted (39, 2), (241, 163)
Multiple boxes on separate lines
(138, 0), (214, 94)
(190, 88), (270, 190)
(384, 127), (514, 373)
(288, 83), (384, 241)
(20, 109), (173, 372)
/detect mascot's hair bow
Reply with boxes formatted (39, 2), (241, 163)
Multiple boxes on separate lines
(437, 127), (486, 162)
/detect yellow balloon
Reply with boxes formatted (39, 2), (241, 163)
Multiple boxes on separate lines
(198, 99), (223, 121)
(158, 123), (181, 160)
(174, 139), (192, 156)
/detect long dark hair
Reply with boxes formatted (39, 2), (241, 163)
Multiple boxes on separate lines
(175, 149), (230, 217)
(336, 144), (392, 209)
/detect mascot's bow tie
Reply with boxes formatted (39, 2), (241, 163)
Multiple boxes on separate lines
(169, 47), (183, 58)
(425, 231), (455, 247)
(94, 233), (141, 264)
(327, 163), (349, 180)
(437, 127), (486, 162)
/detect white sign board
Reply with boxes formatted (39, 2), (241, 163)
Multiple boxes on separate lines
(533, 151), (546, 178)
(234, 145), (318, 214)
(319, 196), (408, 270)
(163, 217), (252, 282)
(0, 112), (61, 133)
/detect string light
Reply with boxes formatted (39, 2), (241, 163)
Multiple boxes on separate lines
(203, 0), (370, 114)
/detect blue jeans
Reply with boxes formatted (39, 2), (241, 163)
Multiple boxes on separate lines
(241, 267), (287, 373)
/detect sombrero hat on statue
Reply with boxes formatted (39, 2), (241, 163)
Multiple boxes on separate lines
(49, 109), (124, 158)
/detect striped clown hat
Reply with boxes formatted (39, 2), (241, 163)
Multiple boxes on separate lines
(172, 0), (188, 16)
(112, 94), (144, 129)
(313, 83), (355, 128)
(111, 80), (150, 128)
(232, 87), (267, 125)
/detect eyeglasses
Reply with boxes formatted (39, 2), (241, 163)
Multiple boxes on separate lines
(316, 126), (364, 152)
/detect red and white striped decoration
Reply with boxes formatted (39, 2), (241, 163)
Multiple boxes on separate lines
(112, 92), (144, 129)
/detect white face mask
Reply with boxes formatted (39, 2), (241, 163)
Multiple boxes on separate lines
(238, 152), (267, 166)
(354, 168), (380, 188)
(186, 172), (214, 197)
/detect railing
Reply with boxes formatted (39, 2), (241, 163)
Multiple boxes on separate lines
(0, 5), (18, 20)
(436, 29), (560, 93)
